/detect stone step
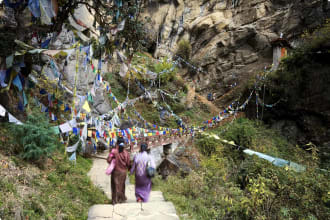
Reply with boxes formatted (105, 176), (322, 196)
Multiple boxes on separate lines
(88, 201), (179, 220)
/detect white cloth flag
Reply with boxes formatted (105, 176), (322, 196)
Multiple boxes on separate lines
(59, 122), (72, 133)
(117, 19), (126, 31)
(80, 123), (88, 152)
(111, 113), (121, 127)
(67, 140), (80, 152)
(69, 118), (77, 128)
(0, 105), (6, 117)
(8, 113), (23, 125)
(119, 63), (128, 77)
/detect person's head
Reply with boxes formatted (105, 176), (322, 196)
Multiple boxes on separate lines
(140, 143), (148, 153)
(117, 137), (125, 153)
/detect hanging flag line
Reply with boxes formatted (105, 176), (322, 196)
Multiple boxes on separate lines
(202, 132), (306, 172)
(6, 39), (268, 157)
(256, 91), (282, 108)
(0, 104), (23, 125)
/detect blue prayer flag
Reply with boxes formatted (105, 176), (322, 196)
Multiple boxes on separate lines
(69, 152), (76, 161)
(28, 0), (41, 17)
(41, 38), (51, 49)
(13, 75), (23, 91)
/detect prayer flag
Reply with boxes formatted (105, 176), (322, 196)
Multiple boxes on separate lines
(59, 122), (72, 133)
(13, 75), (23, 91)
(69, 152), (76, 161)
(67, 140), (80, 152)
(0, 105), (6, 117)
(82, 101), (91, 112)
(51, 126), (60, 134)
(8, 113), (23, 125)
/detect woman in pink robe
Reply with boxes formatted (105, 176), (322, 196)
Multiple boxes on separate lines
(130, 143), (155, 202)
(110, 138), (130, 204)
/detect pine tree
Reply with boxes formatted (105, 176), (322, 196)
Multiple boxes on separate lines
(10, 113), (59, 162)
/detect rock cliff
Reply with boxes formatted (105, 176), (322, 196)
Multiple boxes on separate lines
(142, 0), (329, 97)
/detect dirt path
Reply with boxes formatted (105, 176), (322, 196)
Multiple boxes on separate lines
(186, 83), (221, 114)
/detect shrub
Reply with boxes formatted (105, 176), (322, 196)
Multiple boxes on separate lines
(10, 113), (59, 163)
(222, 117), (257, 147)
(176, 39), (192, 60)
(153, 58), (177, 84)
(196, 135), (219, 156)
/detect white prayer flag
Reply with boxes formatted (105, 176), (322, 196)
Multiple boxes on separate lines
(67, 140), (80, 152)
(8, 113), (23, 125)
(119, 63), (128, 77)
(0, 105), (6, 117)
(59, 122), (72, 133)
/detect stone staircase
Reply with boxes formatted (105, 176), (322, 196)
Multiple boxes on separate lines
(87, 152), (179, 220)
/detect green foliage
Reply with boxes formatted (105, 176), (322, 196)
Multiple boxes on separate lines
(301, 19), (330, 51)
(170, 102), (186, 114)
(155, 119), (330, 219)
(263, 21), (330, 111)
(0, 153), (109, 219)
(222, 118), (257, 147)
(176, 39), (192, 60)
(9, 113), (59, 162)
(153, 57), (177, 84)
(196, 135), (219, 156)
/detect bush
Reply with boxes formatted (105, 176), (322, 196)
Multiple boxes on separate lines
(153, 58), (177, 84)
(196, 135), (219, 156)
(10, 113), (59, 163)
(222, 118), (257, 147)
(176, 39), (192, 60)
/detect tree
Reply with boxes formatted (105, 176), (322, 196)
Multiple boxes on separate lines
(0, 0), (148, 57)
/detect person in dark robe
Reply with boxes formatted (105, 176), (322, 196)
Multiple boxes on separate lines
(110, 137), (130, 204)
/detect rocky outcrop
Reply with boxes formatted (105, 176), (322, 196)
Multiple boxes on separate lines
(142, 0), (329, 98)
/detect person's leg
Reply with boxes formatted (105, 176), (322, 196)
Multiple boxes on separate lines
(111, 174), (116, 204)
(116, 171), (127, 203)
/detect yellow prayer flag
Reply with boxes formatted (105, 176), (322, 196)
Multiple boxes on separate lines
(82, 101), (91, 112)
(88, 130), (92, 137)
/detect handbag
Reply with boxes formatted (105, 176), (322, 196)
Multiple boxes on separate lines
(105, 158), (116, 175)
(146, 161), (155, 178)
(105, 151), (116, 175)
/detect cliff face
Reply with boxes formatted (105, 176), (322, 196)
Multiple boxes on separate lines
(142, 0), (328, 96)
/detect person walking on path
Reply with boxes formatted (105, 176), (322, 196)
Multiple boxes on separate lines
(130, 143), (156, 202)
(109, 138), (130, 205)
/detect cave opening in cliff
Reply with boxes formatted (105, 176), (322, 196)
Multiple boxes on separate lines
(148, 41), (157, 55)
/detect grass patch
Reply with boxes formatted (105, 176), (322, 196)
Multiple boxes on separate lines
(0, 153), (109, 219)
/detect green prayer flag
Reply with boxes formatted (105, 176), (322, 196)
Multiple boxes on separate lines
(52, 126), (60, 134)
(6, 55), (14, 68)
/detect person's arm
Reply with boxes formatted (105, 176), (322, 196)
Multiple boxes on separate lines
(130, 155), (135, 174)
(149, 155), (156, 168)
